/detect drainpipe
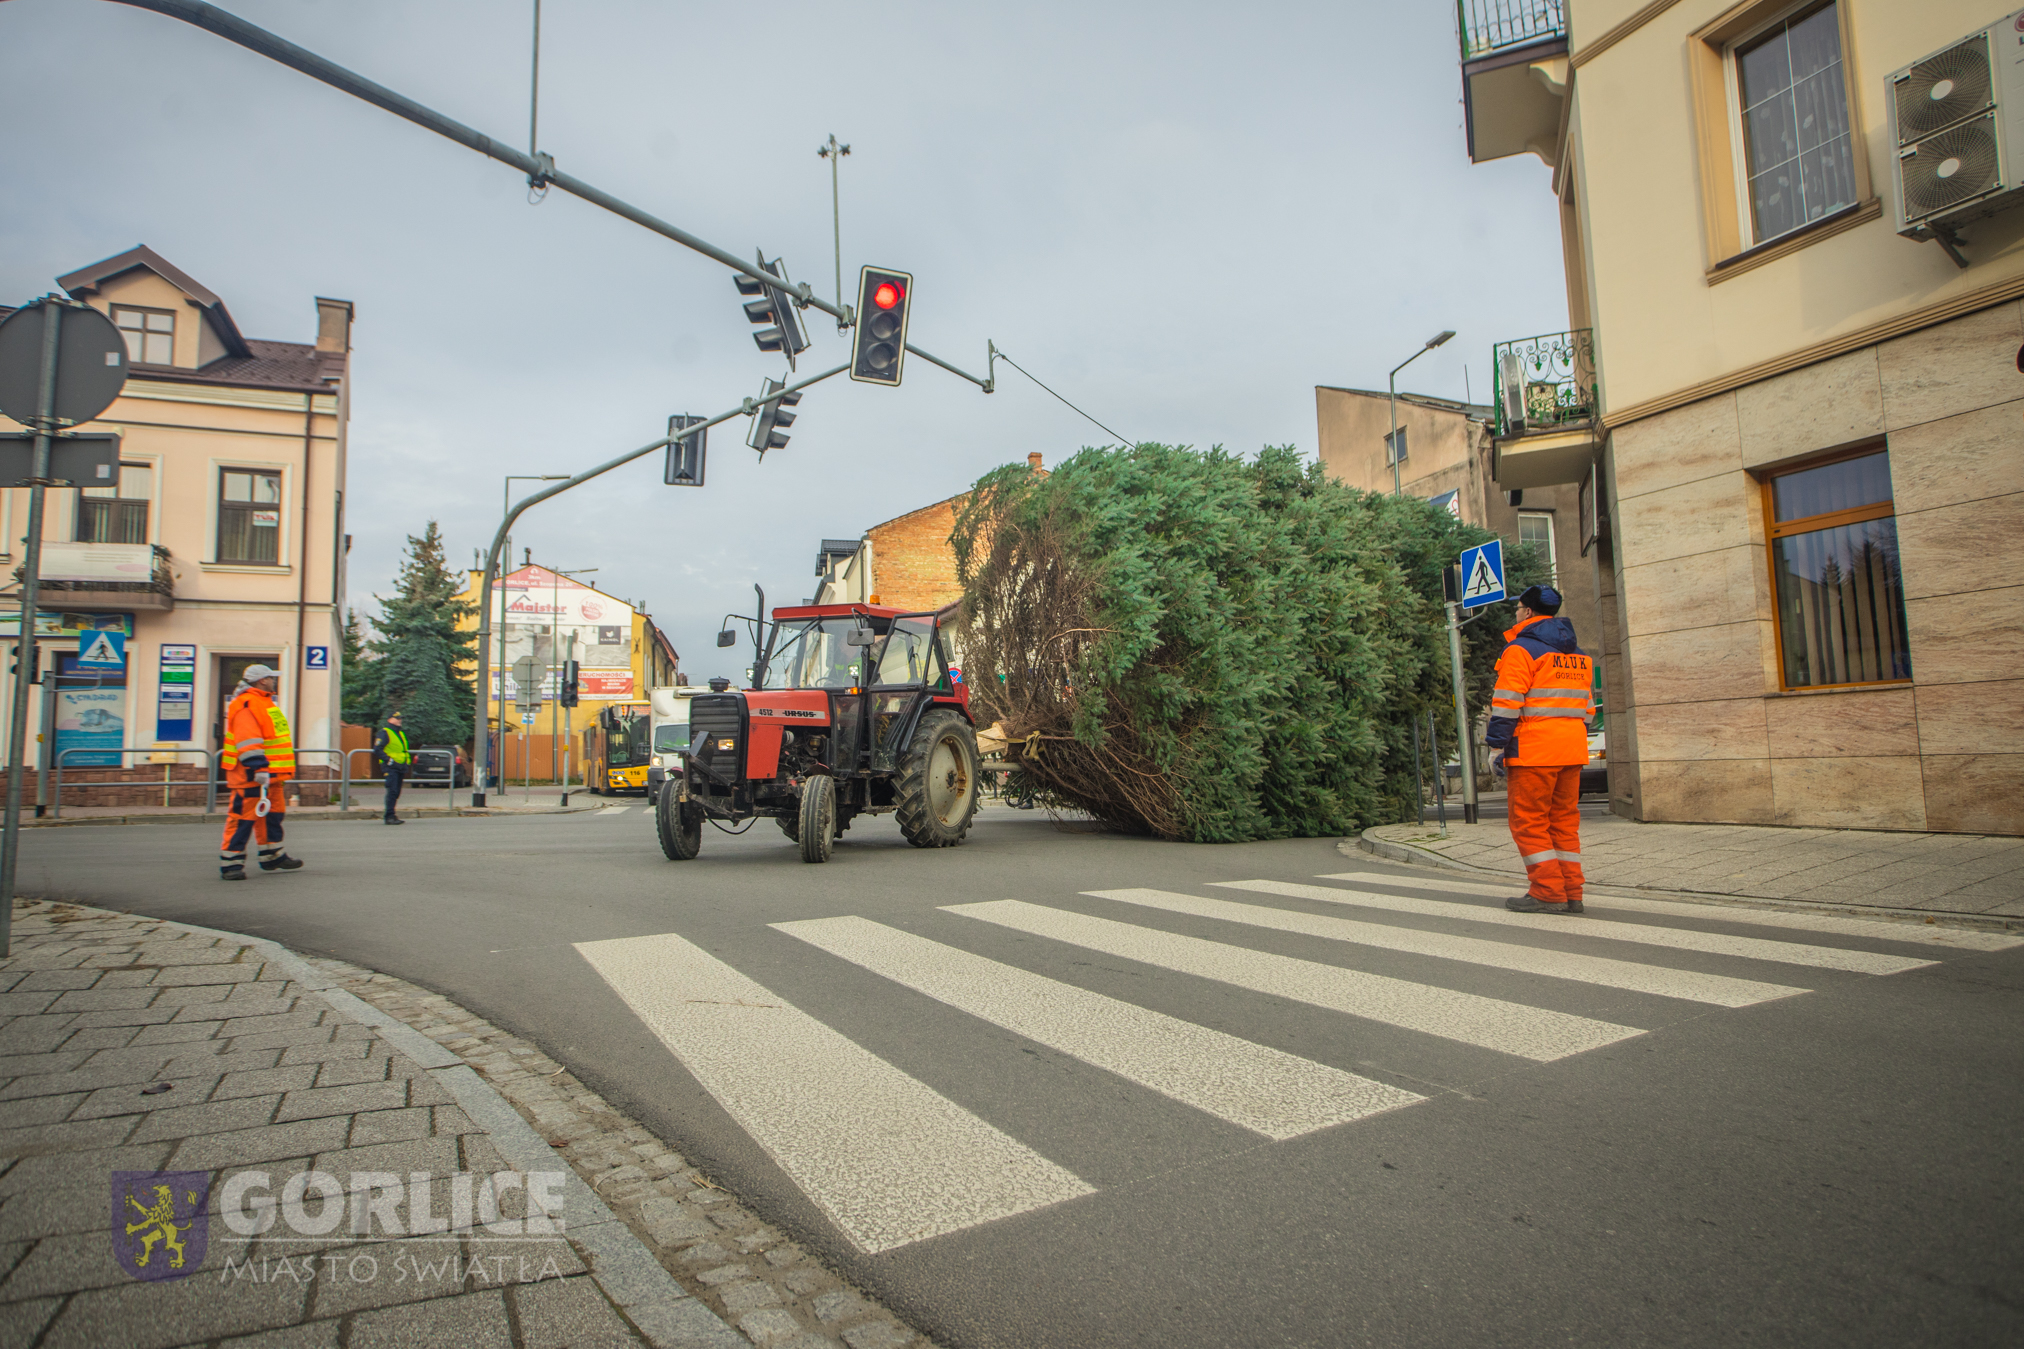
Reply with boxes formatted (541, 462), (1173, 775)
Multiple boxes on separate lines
(294, 393), (312, 739)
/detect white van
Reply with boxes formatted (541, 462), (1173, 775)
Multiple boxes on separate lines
(646, 686), (705, 795)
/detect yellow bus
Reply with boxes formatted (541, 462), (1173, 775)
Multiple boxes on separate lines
(582, 701), (652, 794)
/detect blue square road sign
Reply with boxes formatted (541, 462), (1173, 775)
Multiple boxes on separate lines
(75, 629), (126, 671)
(1458, 539), (1506, 610)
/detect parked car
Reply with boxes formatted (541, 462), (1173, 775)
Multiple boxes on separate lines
(1580, 727), (1608, 796)
(407, 746), (472, 789)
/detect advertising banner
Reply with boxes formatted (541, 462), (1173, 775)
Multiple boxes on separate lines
(57, 686), (124, 767)
(580, 671), (634, 699)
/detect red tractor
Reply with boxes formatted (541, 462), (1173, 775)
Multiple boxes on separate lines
(657, 602), (981, 863)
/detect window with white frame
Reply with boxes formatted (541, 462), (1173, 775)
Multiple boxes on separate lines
(78, 462), (153, 544)
(1730, 0), (1857, 246)
(218, 468), (282, 564)
(1517, 511), (1557, 579)
(111, 306), (175, 365)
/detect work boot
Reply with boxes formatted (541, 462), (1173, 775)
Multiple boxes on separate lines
(384, 816), (405, 825)
(1504, 895), (1566, 913)
(1564, 898), (1584, 914)
(259, 854), (305, 872)
(220, 869), (246, 881)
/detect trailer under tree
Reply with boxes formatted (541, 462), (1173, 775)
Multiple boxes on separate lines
(658, 603), (979, 863)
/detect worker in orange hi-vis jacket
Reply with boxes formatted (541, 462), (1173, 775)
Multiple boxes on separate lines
(1484, 585), (1594, 914)
(218, 664), (305, 880)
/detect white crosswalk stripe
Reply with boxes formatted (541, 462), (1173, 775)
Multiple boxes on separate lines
(1218, 880), (1934, 976)
(775, 915), (1423, 1139)
(1320, 871), (2020, 952)
(574, 930), (1092, 1254)
(944, 900), (1642, 1061)
(1087, 887), (1808, 1006)
(575, 874), (1995, 1254)
(595, 806), (633, 817)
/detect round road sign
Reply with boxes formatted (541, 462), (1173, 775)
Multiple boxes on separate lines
(0, 300), (129, 427)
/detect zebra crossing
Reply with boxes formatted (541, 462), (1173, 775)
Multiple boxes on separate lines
(573, 871), (2019, 1254)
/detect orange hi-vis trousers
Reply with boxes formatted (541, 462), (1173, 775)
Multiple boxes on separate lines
(219, 781), (287, 878)
(1508, 764), (1584, 903)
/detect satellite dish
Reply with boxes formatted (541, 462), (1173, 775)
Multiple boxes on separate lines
(0, 300), (129, 426)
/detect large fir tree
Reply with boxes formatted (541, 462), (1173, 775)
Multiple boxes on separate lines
(360, 523), (476, 744)
(952, 443), (1553, 841)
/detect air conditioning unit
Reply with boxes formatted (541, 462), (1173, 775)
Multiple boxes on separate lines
(1888, 9), (2024, 249)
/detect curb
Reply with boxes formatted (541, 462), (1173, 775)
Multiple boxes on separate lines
(160, 916), (747, 1349)
(25, 803), (605, 828)
(1350, 828), (2023, 935)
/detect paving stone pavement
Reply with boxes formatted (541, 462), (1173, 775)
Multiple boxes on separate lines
(0, 899), (931, 1349)
(1361, 814), (2024, 922)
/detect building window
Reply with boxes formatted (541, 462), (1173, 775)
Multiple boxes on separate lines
(1765, 448), (1911, 690)
(1517, 511), (1557, 579)
(78, 462), (152, 544)
(1732, 1), (1856, 246)
(111, 306), (175, 365)
(218, 469), (282, 564)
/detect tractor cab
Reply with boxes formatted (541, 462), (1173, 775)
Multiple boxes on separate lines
(666, 602), (978, 863)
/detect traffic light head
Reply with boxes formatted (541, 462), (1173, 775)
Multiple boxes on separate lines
(560, 659), (581, 708)
(735, 255), (808, 370)
(849, 266), (913, 387)
(665, 414), (706, 487)
(746, 378), (803, 457)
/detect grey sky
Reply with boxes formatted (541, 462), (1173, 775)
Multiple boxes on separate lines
(0, 0), (1566, 677)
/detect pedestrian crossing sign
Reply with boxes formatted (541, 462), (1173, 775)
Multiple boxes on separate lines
(1458, 540), (1505, 609)
(76, 629), (126, 671)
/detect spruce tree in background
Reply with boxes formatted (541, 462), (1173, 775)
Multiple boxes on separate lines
(362, 523), (476, 745)
(953, 443), (1552, 841)
(339, 608), (381, 727)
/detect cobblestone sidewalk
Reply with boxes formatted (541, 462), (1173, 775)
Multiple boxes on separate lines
(0, 900), (930, 1349)
(1362, 815), (2024, 921)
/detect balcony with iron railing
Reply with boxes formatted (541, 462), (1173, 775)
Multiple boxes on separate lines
(1492, 329), (1597, 437)
(1457, 0), (1567, 62)
(14, 543), (175, 612)
(1456, 1), (1571, 166)
(1488, 329), (1600, 489)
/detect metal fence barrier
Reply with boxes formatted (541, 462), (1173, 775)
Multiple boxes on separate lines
(52, 746), (387, 818)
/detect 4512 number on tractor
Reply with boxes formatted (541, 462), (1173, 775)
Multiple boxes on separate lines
(658, 603), (980, 863)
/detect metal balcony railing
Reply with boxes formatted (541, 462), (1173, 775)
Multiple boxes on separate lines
(1458, 0), (1567, 62)
(1491, 329), (1598, 437)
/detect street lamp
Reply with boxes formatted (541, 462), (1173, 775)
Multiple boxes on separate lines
(1389, 330), (1456, 497)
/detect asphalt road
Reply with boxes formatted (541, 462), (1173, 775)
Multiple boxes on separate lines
(20, 805), (2024, 1348)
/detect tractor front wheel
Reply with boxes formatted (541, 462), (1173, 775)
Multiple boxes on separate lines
(798, 775), (837, 863)
(656, 781), (702, 860)
(896, 710), (979, 848)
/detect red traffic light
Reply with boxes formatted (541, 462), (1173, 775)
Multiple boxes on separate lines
(872, 282), (903, 310)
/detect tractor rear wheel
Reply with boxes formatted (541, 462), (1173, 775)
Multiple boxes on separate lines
(798, 775), (837, 863)
(895, 709), (979, 848)
(656, 781), (702, 860)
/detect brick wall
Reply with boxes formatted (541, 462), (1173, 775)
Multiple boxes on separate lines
(866, 454), (1048, 612)
(867, 497), (965, 613)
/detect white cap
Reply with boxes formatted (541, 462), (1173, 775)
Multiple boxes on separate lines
(240, 664), (279, 683)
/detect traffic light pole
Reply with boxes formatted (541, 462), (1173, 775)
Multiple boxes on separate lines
(0, 300), (64, 957)
(468, 365), (846, 806)
(109, 1), (994, 392)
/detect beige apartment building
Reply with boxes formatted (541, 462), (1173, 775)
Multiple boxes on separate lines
(1458, 0), (2024, 834)
(1313, 386), (1601, 655)
(0, 246), (350, 798)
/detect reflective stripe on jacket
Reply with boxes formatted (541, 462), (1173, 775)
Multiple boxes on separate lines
(1484, 614), (1593, 767)
(222, 687), (295, 778)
